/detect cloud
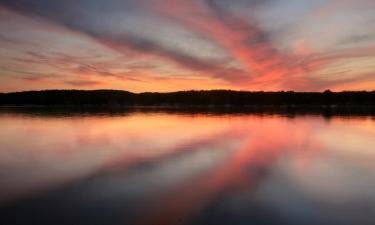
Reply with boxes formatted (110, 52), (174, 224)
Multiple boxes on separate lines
(158, 0), (375, 90)
(1, 0), (374, 91)
(64, 80), (103, 87)
(96, 34), (247, 80)
(308, 72), (375, 91)
(0, 34), (18, 43)
(0, 0), (249, 83)
(20, 75), (50, 83)
(338, 34), (375, 46)
(302, 47), (375, 71)
(151, 0), (309, 87)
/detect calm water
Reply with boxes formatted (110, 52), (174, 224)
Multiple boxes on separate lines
(1, 110), (375, 225)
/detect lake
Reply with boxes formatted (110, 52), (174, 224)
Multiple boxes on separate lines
(1, 109), (375, 225)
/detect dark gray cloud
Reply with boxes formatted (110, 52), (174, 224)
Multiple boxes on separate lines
(0, 34), (17, 43)
(207, 0), (277, 9)
(338, 34), (375, 46)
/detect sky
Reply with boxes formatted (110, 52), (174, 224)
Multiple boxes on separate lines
(0, 0), (374, 92)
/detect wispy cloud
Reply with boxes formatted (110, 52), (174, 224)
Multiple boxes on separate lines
(0, 0), (374, 91)
(0, 0), (249, 83)
(64, 80), (103, 87)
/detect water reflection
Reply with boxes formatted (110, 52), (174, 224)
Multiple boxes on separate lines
(0, 110), (375, 225)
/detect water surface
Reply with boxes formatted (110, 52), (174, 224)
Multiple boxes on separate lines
(1, 110), (375, 225)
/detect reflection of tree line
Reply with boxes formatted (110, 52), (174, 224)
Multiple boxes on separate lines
(1, 90), (375, 106)
(137, 120), (318, 225)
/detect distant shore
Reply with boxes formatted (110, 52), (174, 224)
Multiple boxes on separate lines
(1, 89), (375, 107)
(1, 89), (375, 117)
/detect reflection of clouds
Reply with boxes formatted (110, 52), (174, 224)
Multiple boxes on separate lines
(255, 155), (375, 225)
(291, 158), (375, 202)
(75, 142), (239, 206)
(139, 116), (313, 225)
(253, 118), (375, 225)
(1, 113), (375, 225)
(314, 118), (375, 156)
(0, 113), (252, 203)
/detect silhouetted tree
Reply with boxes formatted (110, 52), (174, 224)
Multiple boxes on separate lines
(0, 89), (374, 106)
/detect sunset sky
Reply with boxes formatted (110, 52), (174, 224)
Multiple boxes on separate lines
(0, 0), (375, 92)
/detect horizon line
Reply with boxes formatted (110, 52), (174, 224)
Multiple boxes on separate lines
(2, 89), (375, 95)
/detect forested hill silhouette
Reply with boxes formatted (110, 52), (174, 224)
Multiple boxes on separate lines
(1, 90), (375, 106)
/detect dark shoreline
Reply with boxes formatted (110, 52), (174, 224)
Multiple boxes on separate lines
(1, 89), (375, 106)
(2, 105), (375, 118)
(1, 90), (375, 117)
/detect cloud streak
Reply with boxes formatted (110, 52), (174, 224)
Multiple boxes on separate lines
(0, 0), (374, 91)
(0, 0), (250, 83)
(150, 0), (314, 88)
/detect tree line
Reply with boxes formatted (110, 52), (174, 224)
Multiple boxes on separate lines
(1, 89), (375, 106)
